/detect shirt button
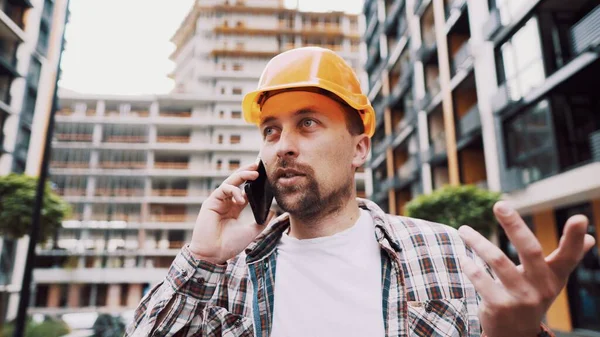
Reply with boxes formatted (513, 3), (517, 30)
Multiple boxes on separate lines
(425, 303), (433, 313)
(181, 270), (187, 277)
(264, 262), (269, 270)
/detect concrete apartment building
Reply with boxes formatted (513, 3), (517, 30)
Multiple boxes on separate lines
(29, 0), (364, 315)
(362, 0), (599, 333)
(0, 0), (69, 324)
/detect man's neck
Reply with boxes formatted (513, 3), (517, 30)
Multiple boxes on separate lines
(287, 197), (361, 240)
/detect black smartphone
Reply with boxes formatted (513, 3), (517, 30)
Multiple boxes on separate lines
(243, 160), (274, 225)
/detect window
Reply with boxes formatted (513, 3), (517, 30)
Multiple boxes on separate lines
(232, 87), (243, 95)
(489, 0), (528, 25)
(231, 110), (242, 119)
(230, 135), (241, 144)
(216, 159), (223, 170)
(503, 100), (557, 184)
(233, 63), (243, 71)
(220, 87), (225, 94)
(229, 159), (241, 170)
(219, 110), (225, 118)
(217, 134), (223, 144)
(496, 17), (545, 101)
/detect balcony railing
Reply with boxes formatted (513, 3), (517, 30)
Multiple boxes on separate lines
(458, 104), (481, 138)
(50, 161), (89, 169)
(98, 162), (146, 169)
(55, 134), (93, 142)
(154, 162), (189, 170)
(444, 0), (466, 21)
(394, 108), (416, 134)
(149, 214), (191, 223)
(151, 189), (189, 197)
(483, 8), (502, 40)
(56, 108), (74, 116)
(156, 136), (191, 143)
(91, 213), (141, 222)
(570, 6), (600, 56)
(56, 188), (86, 196)
(384, 0), (405, 32)
(397, 157), (417, 179)
(105, 135), (147, 143)
(159, 111), (192, 118)
(451, 41), (472, 77)
(95, 188), (144, 197)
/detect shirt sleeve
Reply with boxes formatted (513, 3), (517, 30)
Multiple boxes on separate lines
(125, 244), (227, 337)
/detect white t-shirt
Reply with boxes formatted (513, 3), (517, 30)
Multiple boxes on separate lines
(270, 209), (385, 337)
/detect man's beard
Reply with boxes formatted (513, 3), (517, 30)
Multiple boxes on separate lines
(270, 159), (353, 222)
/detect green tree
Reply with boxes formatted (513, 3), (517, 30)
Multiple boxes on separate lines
(92, 314), (125, 337)
(0, 174), (70, 242)
(405, 185), (501, 238)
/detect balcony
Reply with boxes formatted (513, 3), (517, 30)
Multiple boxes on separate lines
(50, 161), (89, 169)
(95, 188), (144, 197)
(388, 62), (413, 106)
(55, 134), (93, 142)
(373, 135), (393, 157)
(156, 136), (191, 143)
(483, 8), (502, 40)
(104, 135), (147, 143)
(151, 189), (188, 197)
(148, 214), (192, 223)
(384, 0), (405, 32)
(450, 41), (473, 78)
(98, 162), (146, 169)
(364, 3), (379, 40)
(369, 61), (386, 89)
(56, 188), (86, 197)
(158, 111), (191, 118)
(365, 39), (381, 72)
(570, 6), (600, 56)
(394, 158), (419, 189)
(457, 104), (481, 139)
(1, 0), (29, 30)
(423, 131), (447, 163)
(154, 162), (189, 170)
(490, 82), (520, 115)
(444, 0), (466, 22)
(394, 108), (417, 135)
(416, 35), (437, 62)
(413, 0), (428, 15)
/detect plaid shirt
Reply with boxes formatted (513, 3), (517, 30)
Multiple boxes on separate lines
(126, 198), (553, 337)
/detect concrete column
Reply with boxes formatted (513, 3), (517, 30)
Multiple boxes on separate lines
(47, 284), (61, 308)
(97, 100), (105, 116)
(106, 284), (121, 308)
(127, 284), (143, 308)
(89, 284), (98, 307)
(67, 284), (81, 308)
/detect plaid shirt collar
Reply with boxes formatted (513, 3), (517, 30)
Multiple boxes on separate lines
(244, 198), (402, 264)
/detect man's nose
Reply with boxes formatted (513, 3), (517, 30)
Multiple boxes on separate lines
(275, 130), (299, 159)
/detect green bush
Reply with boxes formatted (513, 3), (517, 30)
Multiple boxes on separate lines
(0, 174), (70, 242)
(405, 184), (501, 238)
(93, 314), (125, 337)
(1, 316), (70, 337)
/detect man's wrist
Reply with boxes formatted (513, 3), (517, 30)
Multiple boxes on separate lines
(187, 244), (227, 265)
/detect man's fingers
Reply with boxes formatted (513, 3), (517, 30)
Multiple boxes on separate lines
(546, 215), (593, 280)
(459, 255), (504, 303)
(222, 169), (259, 187)
(458, 226), (522, 289)
(215, 184), (245, 204)
(493, 201), (547, 275)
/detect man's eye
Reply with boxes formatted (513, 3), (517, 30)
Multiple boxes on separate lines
(302, 119), (315, 127)
(263, 127), (274, 137)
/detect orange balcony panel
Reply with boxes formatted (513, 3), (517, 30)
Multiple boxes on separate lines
(57, 109), (74, 116)
(56, 134), (93, 142)
(159, 111), (192, 118)
(150, 214), (189, 223)
(98, 162), (146, 169)
(156, 136), (191, 143)
(152, 189), (188, 197)
(211, 48), (279, 58)
(154, 162), (189, 170)
(51, 162), (89, 169)
(105, 136), (147, 143)
(214, 25), (285, 36)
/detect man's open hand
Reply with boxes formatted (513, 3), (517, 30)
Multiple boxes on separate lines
(458, 201), (596, 337)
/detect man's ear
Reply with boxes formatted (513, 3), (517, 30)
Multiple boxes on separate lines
(352, 134), (370, 169)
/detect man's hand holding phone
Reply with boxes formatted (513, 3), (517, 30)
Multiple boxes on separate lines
(188, 162), (275, 265)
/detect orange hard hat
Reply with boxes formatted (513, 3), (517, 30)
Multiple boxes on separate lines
(242, 47), (376, 137)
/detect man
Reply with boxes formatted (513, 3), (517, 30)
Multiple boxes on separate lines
(126, 47), (595, 337)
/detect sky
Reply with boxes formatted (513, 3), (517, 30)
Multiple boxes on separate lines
(58, 0), (363, 96)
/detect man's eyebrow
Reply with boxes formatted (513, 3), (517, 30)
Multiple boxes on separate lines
(259, 107), (320, 126)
